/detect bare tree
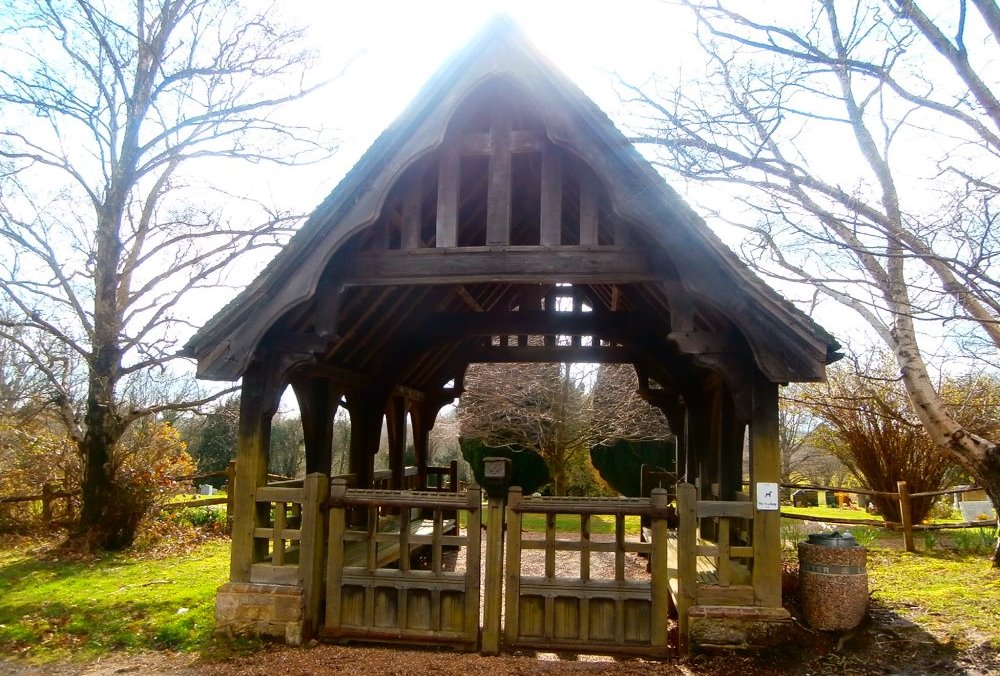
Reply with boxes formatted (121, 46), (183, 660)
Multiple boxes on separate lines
(458, 363), (669, 494)
(624, 0), (1000, 564)
(0, 0), (336, 549)
(778, 385), (827, 483)
(799, 355), (962, 524)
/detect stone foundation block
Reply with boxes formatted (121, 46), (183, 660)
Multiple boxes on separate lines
(688, 605), (793, 649)
(215, 582), (306, 645)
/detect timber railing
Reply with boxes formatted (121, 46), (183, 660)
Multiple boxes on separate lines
(0, 461), (290, 530)
(776, 481), (995, 552)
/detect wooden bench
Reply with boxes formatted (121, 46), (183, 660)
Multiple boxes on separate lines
(341, 516), (458, 569)
(664, 532), (751, 588)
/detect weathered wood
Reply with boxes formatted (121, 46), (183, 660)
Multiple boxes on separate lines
(486, 107), (513, 246)
(540, 144), (562, 246)
(255, 487), (304, 503)
(579, 168), (598, 246)
(676, 482), (698, 651)
(435, 142), (460, 247)
(898, 480), (915, 553)
(349, 247), (656, 286)
(696, 500), (754, 519)
(250, 563), (299, 586)
(385, 396), (408, 491)
(483, 487), (509, 655)
(503, 491), (666, 656)
(402, 177), (423, 250)
(300, 472), (328, 638)
(649, 489), (670, 649)
(502, 487), (522, 649)
(230, 361), (281, 583)
(750, 373), (782, 609)
(291, 376), (339, 476)
(325, 480), (348, 630)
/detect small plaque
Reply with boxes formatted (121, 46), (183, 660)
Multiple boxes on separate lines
(484, 457), (509, 479)
(756, 482), (779, 511)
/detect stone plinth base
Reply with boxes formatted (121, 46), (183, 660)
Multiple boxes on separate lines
(215, 582), (305, 645)
(688, 605), (793, 649)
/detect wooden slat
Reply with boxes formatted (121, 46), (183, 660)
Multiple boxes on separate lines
(350, 247), (655, 286)
(250, 563), (298, 586)
(256, 487), (304, 503)
(401, 178), (422, 250)
(697, 500), (754, 519)
(579, 169), (598, 246)
(540, 144), (562, 246)
(435, 142), (459, 247)
(503, 488), (523, 648)
(253, 527), (302, 541)
(486, 108), (512, 245)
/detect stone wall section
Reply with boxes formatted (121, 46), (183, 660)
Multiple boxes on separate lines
(215, 582), (306, 645)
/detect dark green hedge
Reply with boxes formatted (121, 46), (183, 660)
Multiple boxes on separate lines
(459, 437), (551, 494)
(590, 439), (675, 497)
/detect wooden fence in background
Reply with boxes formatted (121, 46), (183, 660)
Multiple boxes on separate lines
(777, 481), (995, 552)
(0, 461), (291, 529)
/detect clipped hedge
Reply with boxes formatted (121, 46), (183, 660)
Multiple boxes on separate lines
(459, 437), (551, 494)
(590, 439), (675, 497)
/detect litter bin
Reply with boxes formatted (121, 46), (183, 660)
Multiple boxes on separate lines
(797, 532), (868, 631)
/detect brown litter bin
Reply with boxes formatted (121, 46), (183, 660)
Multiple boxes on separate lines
(797, 532), (868, 631)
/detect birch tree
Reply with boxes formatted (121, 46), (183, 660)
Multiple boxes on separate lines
(625, 0), (1000, 565)
(0, 0), (335, 549)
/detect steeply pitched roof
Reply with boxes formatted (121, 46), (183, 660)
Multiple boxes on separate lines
(186, 15), (839, 382)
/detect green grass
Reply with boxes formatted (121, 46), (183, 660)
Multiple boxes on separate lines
(0, 538), (230, 662)
(867, 547), (1000, 648)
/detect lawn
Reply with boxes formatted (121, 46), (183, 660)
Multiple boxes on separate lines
(0, 537), (230, 661)
(1, 520), (996, 664)
(867, 546), (1000, 648)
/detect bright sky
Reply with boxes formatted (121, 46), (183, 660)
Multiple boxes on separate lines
(287, 1), (691, 203)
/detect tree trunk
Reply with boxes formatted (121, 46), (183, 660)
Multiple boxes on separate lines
(893, 320), (1000, 566)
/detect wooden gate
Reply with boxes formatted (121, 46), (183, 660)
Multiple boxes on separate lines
(496, 487), (673, 656)
(322, 480), (482, 649)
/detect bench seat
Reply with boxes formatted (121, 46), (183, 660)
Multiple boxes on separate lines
(342, 517), (457, 569)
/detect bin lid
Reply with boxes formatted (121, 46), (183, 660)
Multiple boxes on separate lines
(807, 531), (858, 547)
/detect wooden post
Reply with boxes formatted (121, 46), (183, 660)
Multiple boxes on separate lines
(41, 483), (53, 529)
(300, 472), (329, 639)
(230, 362), (279, 583)
(898, 481), (915, 552)
(676, 482), (697, 653)
(649, 488), (670, 650)
(225, 460), (236, 531)
(502, 487), (522, 651)
(292, 377), (339, 476)
(464, 486), (483, 646)
(579, 168), (598, 246)
(482, 485), (510, 655)
(385, 396), (407, 491)
(486, 107), (512, 246)
(540, 144), (562, 246)
(750, 373), (782, 608)
(411, 404), (431, 489)
(436, 142), (459, 247)
(325, 479), (348, 631)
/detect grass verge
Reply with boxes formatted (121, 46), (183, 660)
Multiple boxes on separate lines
(0, 536), (231, 662)
(867, 546), (1000, 648)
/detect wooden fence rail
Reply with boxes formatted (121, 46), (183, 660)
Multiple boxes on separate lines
(0, 460), (249, 529)
(777, 480), (995, 552)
